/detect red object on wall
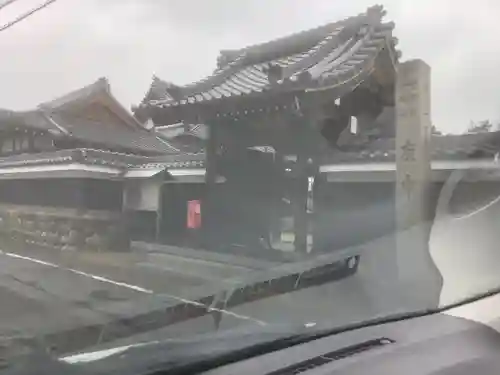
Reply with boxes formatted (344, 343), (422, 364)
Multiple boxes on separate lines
(187, 200), (201, 229)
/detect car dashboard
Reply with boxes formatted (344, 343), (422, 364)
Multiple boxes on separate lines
(202, 295), (500, 375)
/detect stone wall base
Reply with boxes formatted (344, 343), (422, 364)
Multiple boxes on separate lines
(0, 204), (130, 252)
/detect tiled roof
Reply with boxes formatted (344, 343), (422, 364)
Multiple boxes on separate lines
(140, 76), (177, 104)
(0, 148), (204, 171)
(155, 123), (208, 140)
(0, 131), (496, 174)
(154, 123), (207, 153)
(0, 109), (64, 134)
(38, 78), (110, 110)
(143, 5), (397, 109)
(40, 77), (145, 130)
(0, 149), (140, 170)
(188, 124), (208, 139)
(1, 109), (178, 155)
(145, 132), (499, 168)
(132, 152), (205, 170)
(159, 135), (204, 154)
(323, 132), (500, 164)
(1, 78), (183, 155)
(47, 112), (180, 155)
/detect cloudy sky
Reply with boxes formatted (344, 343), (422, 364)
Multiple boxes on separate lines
(0, 0), (498, 134)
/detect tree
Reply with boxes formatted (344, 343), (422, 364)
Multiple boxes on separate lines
(467, 120), (493, 133)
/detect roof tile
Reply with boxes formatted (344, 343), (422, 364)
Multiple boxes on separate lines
(143, 6), (394, 109)
(323, 132), (500, 164)
(49, 113), (180, 155)
(0, 109), (64, 133)
(0, 148), (205, 171)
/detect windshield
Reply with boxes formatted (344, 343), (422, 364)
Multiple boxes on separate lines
(1, 0), (500, 371)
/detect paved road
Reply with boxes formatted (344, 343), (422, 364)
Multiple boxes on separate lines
(0, 249), (141, 337)
(0, 229), (405, 358)
(0, 242), (264, 354)
(3, 180), (499, 360)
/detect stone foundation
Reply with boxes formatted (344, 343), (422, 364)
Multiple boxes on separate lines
(0, 204), (129, 252)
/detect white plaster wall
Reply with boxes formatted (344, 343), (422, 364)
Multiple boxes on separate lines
(123, 177), (161, 211)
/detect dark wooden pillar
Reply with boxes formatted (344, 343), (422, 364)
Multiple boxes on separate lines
(311, 170), (327, 253)
(269, 153), (283, 248)
(288, 101), (320, 254)
(203, 121), (219, 249)
(205, 124), (219, 186)
(293, 154), (309, 253)
(155, 182), (163, 243)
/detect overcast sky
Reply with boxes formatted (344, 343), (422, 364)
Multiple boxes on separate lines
(0, 0), (498, 134)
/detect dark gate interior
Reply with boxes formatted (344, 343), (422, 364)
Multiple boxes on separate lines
(207, 148), (284, 250)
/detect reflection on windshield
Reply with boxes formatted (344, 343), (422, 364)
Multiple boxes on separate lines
(1, 1), (500, 369)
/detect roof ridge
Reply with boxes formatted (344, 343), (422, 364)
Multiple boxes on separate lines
(54, 110), (151, 135)
(38, 77), (109, 110)
(146, 53), (249, 106)
(147, 5), (386, 105)
(42, 79), (146, 131)
(140, 75), (178, 104)
(287, 8), (389, 80)
(0, 109), (67, 134)
(77, 147), (151, 159)
(144, 5), (393, 109)
(284, 23), (369, 80)
(177, 52), (248, 98)
(216, 5), (384, 67)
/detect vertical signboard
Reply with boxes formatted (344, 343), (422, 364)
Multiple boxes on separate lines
(395, 59), (441, 306)
(396, 59), (431, 227)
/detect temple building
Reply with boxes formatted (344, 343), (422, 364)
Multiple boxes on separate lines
(0, 78), (203, 251)
(133, 5), (500, 256)
(0, 5), (499, 258)
(133, 4), (400, 253)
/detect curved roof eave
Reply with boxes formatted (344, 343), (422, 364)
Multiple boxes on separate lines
(141, 7), (397, 117)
